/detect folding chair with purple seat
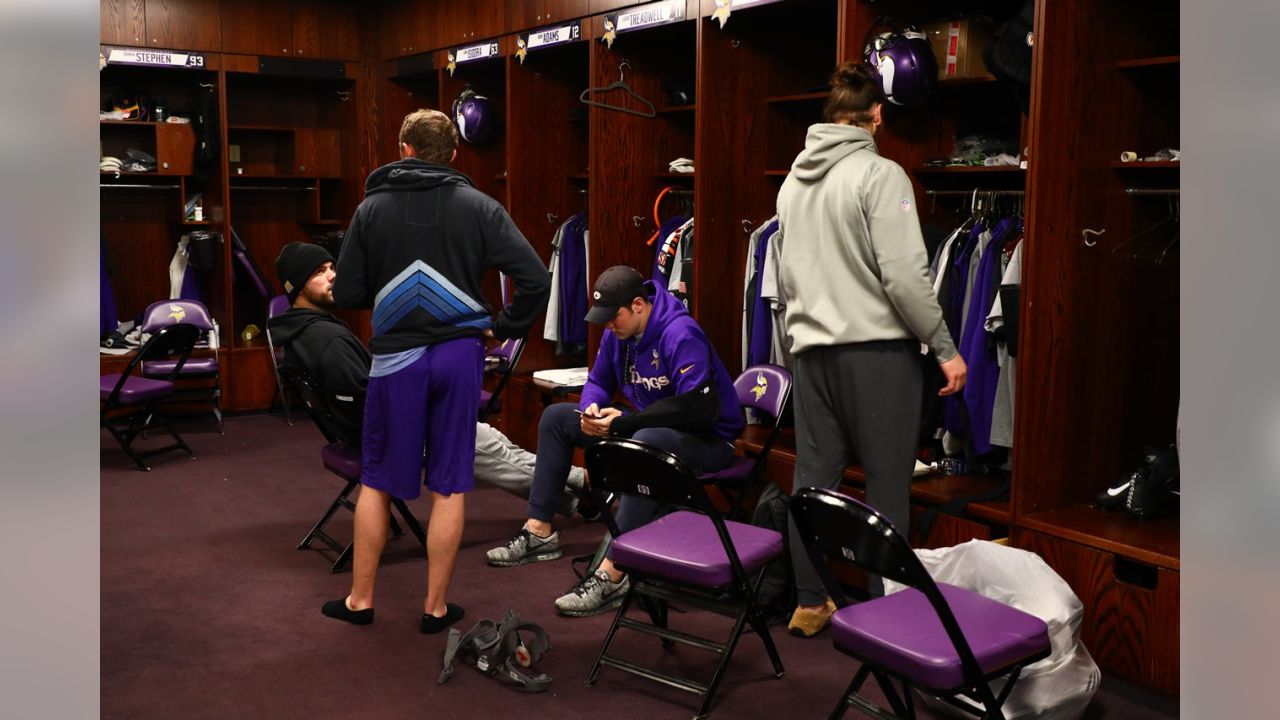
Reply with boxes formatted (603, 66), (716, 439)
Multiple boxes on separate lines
(478, 336), (525, 422)
(139, 299), (223, 434)
(697, 364), (792, 518)
(100, 323), (201, 471)
(583, 438), (787, 720)
(265, 294), (295, 425)
(278, 366), (425, 573)
(789, 488), (1052, 720)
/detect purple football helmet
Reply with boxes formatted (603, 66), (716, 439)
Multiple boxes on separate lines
(864, 27), (937, 106)
(452, 87), (497, 144)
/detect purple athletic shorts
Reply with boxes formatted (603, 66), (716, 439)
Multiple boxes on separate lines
(360, 336), (484, 500)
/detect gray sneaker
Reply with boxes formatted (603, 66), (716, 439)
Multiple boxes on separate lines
(486, 526), (563, 567)
(554, 570), (630, 617)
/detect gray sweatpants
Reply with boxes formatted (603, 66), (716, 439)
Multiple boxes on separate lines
(788, 340), (922, 602)
(474, 422), (585, 518)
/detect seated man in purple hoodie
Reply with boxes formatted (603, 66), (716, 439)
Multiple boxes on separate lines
(486, 265), (745, 617)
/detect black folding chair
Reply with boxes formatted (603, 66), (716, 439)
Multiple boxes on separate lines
(265, 294), (295, 425)
(478, 336), (526, 422)
(790, 488), (1052, 720)
(696, 363), (793, 518)
(100, 324), (200, 471)
(584, 438), (787, 719)
(279, 366), (425, 573)
(139, 299), (224, 434)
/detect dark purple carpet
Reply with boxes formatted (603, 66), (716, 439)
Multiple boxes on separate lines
(102, 413), (1178, 719)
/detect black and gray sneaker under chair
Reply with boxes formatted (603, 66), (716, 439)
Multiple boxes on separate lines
(583, 438), (787, 720)
(279, 366), (425, 573)
(100, 323), (200, 471)
(790, 488), (1052, 720)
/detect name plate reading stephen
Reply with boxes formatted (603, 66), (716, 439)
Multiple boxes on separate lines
(103, 46), (206, 69)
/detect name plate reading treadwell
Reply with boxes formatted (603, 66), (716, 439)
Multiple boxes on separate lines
(603, 1), (686, 47)
(102, 46), (206, 69)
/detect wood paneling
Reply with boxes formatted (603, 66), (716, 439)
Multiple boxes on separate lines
(101, 0), (146, 45)
(1015, 528), (1179, 693)
(228, 348), (279, 409)
(155, 123), (196, 175)
(294, 0), (360, 60)
(144, 0), (222, 51)
(218, 0), (290, 55)
(506, 0), (589, 34)
(506, 39), (590, 373)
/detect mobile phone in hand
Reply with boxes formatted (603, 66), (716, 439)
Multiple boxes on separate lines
(574, 408), (602, 419)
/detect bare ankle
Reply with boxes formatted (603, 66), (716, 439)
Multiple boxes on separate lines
(526, 519), (552, 538)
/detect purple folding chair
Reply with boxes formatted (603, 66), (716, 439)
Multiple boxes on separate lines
(584, 438), (787, 719)
(101, 323), (200, 471)
(265, 294), (295, 425)
(698, 364), (792, 518)
(140, 299), (223, 434)
(478, 336), (526, 422)
(789, 488), (1052, 720)
(279, 366), (425, 573)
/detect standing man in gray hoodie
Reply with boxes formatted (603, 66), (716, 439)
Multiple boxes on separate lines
(775, 63), (967, 637)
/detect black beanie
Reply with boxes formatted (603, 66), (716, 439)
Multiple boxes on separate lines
(275, 242), (335, 303)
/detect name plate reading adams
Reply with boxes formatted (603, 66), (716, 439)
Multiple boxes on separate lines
(526, 22), (581, 51)
(103, 46), (206, 69)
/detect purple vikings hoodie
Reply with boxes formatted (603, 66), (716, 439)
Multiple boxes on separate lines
(580, 281), (744, 443)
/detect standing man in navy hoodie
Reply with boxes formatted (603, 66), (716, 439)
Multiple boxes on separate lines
(327, 109), (550, 633)
(486, 265), (744, 617)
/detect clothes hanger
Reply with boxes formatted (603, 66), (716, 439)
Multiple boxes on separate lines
(1111, 193), (1178, 259)
(579, 61), (657, 118)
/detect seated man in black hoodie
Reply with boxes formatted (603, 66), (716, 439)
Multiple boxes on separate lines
(268, 243), (593, 541)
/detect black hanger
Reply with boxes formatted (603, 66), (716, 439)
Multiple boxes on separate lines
(1112, 192), (1179, 261)
(579, 61), (657, 118)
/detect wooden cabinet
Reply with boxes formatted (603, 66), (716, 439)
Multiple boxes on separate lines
(102, 0), (221, 50)
(101, 0), (146, 45)
(439, 0), (505, 45)
(291, 0), (359, 60)
(380, 0), (438, 59)
(144, 0), (222, 51)
(220, 0), (357, 60)
(505, 0), (588, 34)
(294, 128), (343, 178)
(218, 0), (291, 56)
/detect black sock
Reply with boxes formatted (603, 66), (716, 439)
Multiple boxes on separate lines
(321, 597), (374, 626)
(420, 603), (465, 634)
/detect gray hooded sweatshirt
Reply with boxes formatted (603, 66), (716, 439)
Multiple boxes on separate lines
(775, 123), (956, 361)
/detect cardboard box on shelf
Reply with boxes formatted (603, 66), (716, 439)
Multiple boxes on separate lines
(923, 19), (995, 80)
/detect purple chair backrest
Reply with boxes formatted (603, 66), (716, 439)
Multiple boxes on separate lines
(267, 294), (290, 320)
(733, 364), (792, 421)
(140, 300), (214, 332)
(487, 336), (525, 373)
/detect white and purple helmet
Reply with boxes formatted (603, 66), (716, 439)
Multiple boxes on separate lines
(864, 27), (937, 107)
(452, 87), (496, 144)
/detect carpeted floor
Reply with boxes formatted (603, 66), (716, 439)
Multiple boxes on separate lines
(101, 413), (1178, 719)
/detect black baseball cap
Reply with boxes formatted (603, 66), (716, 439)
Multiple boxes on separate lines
(584, 265), (648, 324)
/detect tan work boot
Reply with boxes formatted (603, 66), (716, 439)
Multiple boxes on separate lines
(787, 597), (837, 638)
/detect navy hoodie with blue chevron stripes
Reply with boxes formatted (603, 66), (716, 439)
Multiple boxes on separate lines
(334, 159), (550, 354)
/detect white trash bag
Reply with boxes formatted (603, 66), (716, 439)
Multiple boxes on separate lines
(883, 539), (1100, 720)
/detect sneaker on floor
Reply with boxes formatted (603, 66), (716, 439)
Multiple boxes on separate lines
(486, 525), (563, 567)
(788, 598), (837, 638)
(554, 570), (629, 617)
